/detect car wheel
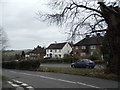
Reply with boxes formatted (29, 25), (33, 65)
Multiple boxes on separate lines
(71, 65), (74, 68)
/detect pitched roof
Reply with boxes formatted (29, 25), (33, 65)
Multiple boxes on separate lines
(74, 36), (104, 46)
(47, 43), (67, 49)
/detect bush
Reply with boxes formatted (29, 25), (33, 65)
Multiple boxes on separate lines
(88, 52), (101, 60)
(62, 55), (79, 63)
(42, 59), (62, 63)
(94, 60), (105, 64)
(2, 61), (18, 69)
(2, 60), (40, 69)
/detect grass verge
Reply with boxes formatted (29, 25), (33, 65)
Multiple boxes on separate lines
(37, 66), (119, 81)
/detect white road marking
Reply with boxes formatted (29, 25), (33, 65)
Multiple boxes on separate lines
(57, 79), (76, 84)
(7, 81), (24, 90)
(8, 70), (101, 88)
(13, 80), (23, 84)
(8, 80), (34, 90)
(77, 82), (100, 88)
(21, 83), (28, 86)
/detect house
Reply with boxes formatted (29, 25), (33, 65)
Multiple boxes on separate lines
(45, 42), (72, 58)
(26, 45), (46, 60)
(73, 34), (104, 57)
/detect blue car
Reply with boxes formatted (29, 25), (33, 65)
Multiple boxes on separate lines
(71, 59), (95, 68)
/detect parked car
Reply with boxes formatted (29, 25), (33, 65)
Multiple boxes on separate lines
(71, 59), (95, 68)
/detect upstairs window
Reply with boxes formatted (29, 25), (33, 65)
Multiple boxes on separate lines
(81, 46), (86, 49)
(50, 49), (52, 52)
(55, 49), (57, 52)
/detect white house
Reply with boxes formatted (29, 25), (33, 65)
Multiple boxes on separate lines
(45, 42), (72, 58)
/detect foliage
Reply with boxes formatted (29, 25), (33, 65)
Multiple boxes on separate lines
(41, 59), (62, 63)
(88, 51), (101, 60)
(38, 66), (119, 81)
(21, 51), (25, 60)
(2, 60), (40, 69)
(41, 55), (80, 64)
(94, 60), (105, 64)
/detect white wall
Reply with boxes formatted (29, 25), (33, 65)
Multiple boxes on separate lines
(61, 43), (72, 58)
(45, 43), (72, 58)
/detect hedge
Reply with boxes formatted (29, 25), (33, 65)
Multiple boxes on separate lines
(2, 60), (40, 69)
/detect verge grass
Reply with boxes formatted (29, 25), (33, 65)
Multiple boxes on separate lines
(38, 66), (119, 81)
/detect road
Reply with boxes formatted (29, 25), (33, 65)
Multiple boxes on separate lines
(40, 64), (105, 69)
(2, 69), (119, 90)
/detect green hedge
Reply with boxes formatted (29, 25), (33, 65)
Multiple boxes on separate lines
(2, 60), (40, 69)
(94, 60), (105, 64)
(41, 59), (62, 63)
(41, 56), (79, 64)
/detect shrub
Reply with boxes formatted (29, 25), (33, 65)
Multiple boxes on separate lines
(41, 59), (62, 63)
(2, 60), (40, 69)
(88, 52), (101, 60)
(2, 61), (18, 69)
(94, 60), (105, 64)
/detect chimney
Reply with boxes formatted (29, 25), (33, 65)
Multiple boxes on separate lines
(55, 41), (57, 44)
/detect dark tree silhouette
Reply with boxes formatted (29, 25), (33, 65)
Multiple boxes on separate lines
(38, 1), (120, 75)
(21, 51), (25, 60)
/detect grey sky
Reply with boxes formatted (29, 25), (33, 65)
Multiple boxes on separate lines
(1, 0), (68, 50)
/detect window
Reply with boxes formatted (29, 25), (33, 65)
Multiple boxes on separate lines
(59, 54), (61, 58)
(55, 49), (57, 52)
(47, 50), (49, 52)
(90, 45), (96, 49)
(59, 50), (61, 52)
(90, 52), (93, 55)
(68, 50), (69, 53)
(50, 49), (52, 52)
(55, 55), (58, 58)
(81, 46), (86, 49)
(80, 53), (86, 56)
(75, 46), (78, 49)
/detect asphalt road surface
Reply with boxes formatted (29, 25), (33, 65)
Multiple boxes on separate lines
(2, 69), (119, 90)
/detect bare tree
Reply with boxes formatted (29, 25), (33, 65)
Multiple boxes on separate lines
(0, 27), (9, 50)
(37, 0), (120, 75)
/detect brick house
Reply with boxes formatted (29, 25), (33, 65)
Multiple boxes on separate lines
(73, 34), (104, 57)
(26, 45), (46, 60)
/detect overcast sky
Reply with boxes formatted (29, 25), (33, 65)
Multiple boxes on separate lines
(0, 0), (69, 50)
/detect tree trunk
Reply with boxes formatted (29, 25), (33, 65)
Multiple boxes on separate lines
(100, 4), (120, 75)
